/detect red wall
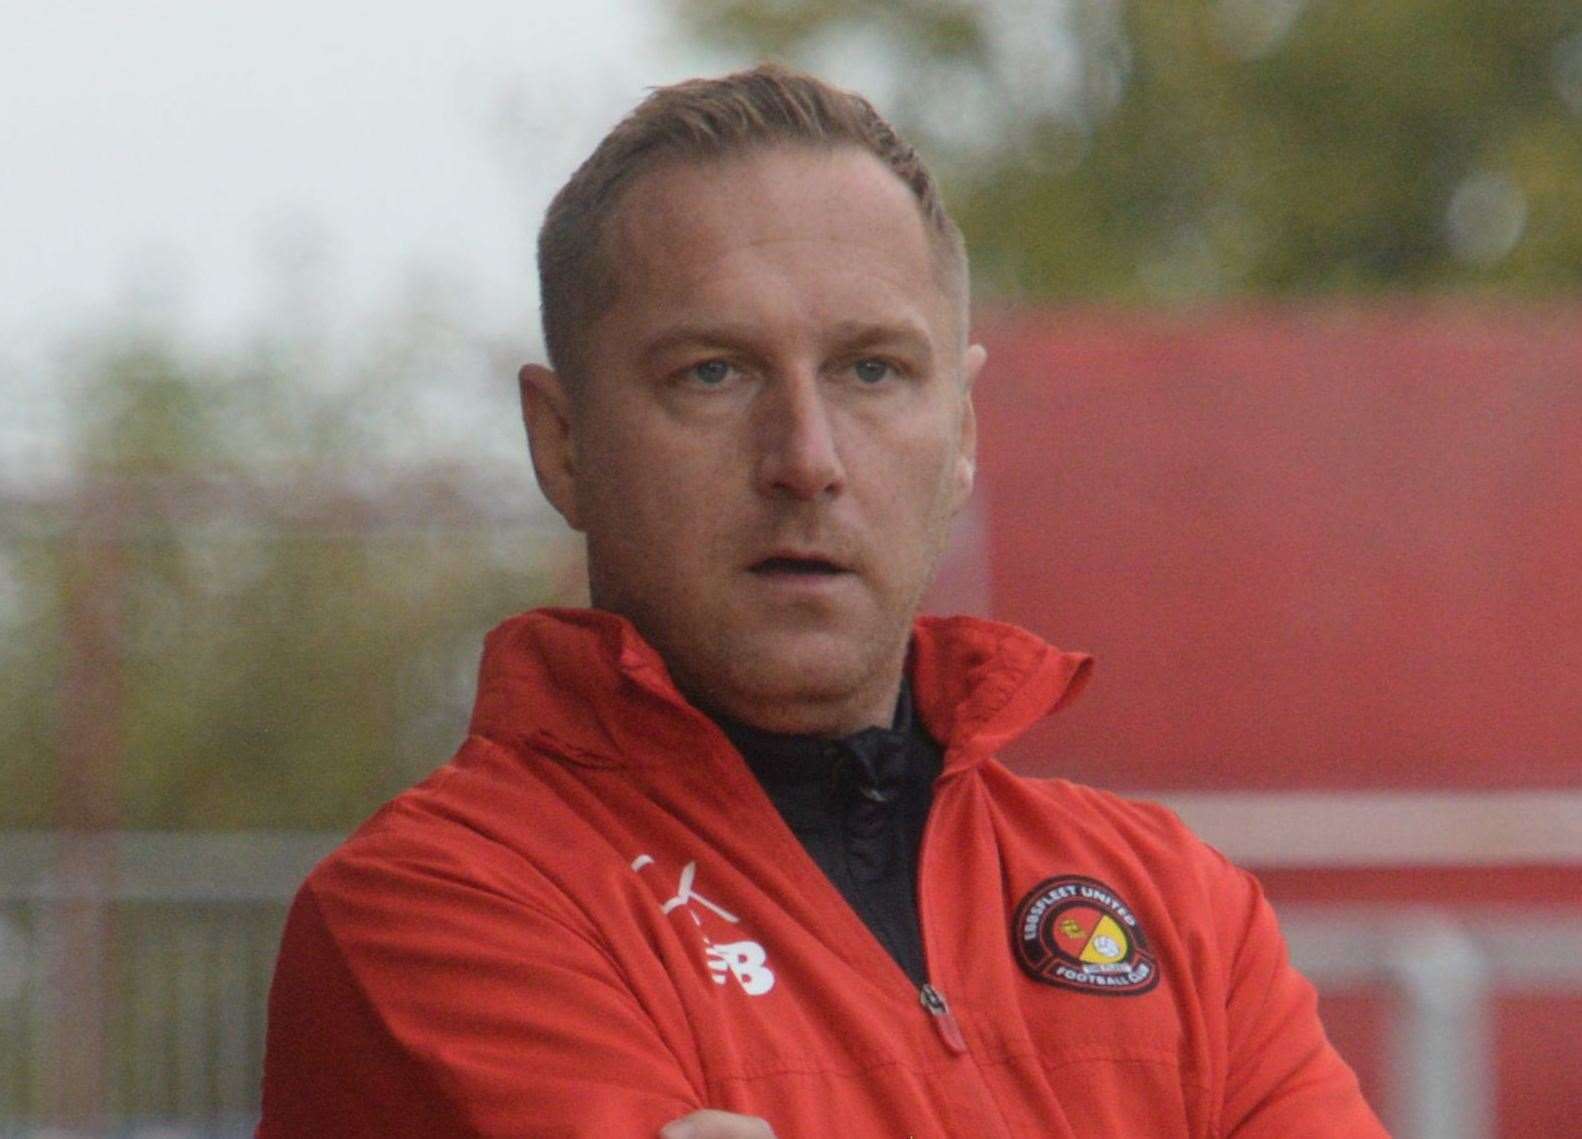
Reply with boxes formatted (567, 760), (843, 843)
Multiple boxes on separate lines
(965, 303), (1582, 1136)
(974, 302), (1581, 793)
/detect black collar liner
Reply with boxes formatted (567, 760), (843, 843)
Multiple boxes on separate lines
(716, 680), (921, 804)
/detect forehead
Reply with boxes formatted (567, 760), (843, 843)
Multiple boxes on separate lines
(596, 144), (948, 345)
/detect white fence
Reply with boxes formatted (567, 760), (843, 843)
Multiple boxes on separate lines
(2, 832), (1578, 1138)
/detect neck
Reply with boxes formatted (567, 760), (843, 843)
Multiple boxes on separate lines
(684, 674), (903, 737)
(715, 675), (912, 745)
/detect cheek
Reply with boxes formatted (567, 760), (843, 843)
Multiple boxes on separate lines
(577, 420), (734, 560)
(886, 419), (968, 512)
(859, 430), (967, 571)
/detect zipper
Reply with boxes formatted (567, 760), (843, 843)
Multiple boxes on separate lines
(915, 761), (1021, 1139)
(914, 757), (969, 1057)
(919, 982), (967, 1054)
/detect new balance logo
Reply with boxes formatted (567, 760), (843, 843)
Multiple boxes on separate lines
(706, 940), (775, 995)
(632, 854), (777, 997)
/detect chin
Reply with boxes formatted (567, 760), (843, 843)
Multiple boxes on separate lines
(747, 622), (869, 676)
(706, 623), (904, 729)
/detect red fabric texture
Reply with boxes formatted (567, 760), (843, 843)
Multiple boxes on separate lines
(258, 608), (1385, 1137)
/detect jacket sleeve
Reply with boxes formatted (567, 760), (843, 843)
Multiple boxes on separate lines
(1217, 863), (1390, 1138)
(257, 830), (704, 1138)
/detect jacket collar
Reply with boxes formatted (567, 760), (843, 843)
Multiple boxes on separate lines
(467, 607), (1091, 772)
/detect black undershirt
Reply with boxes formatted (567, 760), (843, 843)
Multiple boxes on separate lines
(713, 680), (943, 988)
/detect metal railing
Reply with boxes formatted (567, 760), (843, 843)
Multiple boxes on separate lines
(1281, 908), (1582, 1139)
(0, 832), (337, 1137)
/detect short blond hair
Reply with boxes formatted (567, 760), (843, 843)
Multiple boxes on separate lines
(537, 63), (967, 383)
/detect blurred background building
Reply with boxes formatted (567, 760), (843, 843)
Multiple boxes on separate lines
(2, 2), (1579, 1136)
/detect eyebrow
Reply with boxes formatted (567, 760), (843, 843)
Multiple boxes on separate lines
(639, 317), (936, 369)
(638, 322), (764, 366)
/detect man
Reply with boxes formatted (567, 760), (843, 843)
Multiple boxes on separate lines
(259, 65), (1387, 1137)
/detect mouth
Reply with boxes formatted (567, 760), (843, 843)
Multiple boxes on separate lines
(748, 554), (850, 577)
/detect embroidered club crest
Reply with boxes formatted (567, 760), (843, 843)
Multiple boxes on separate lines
(1012, 875), (1160, 996)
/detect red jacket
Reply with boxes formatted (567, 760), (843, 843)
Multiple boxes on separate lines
(258, 608), (1387, 1137)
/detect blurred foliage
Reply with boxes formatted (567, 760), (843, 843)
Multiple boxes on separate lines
(0, 283), (568, 831)
(673, 0), (1582, 299)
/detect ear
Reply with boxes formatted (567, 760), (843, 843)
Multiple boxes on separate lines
(951, 343), (986, 508)
(517, 363), (583, 531)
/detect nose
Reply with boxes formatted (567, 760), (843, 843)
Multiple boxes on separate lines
(754, 370), (845, 501)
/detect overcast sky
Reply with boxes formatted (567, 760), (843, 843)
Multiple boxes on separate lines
(0, 1), (753, 478)
(1, 1), (726, 353)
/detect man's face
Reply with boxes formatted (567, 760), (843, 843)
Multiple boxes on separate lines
(523, 145), (983, 734)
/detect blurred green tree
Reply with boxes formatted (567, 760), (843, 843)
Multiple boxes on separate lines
(672, 0), (1582, 299)
(0, 281), (567, 831)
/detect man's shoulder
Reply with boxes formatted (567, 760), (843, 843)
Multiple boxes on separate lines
(297, 732), (624, 924)
(991, 763), (1190, 830)
(982, 763), (1238, 886)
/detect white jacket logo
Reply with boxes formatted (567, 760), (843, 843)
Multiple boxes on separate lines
(632, 855), (776, 997)
(705, 940), (775, 996)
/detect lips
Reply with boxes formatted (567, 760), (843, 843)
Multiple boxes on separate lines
(749, 552), (850, 576)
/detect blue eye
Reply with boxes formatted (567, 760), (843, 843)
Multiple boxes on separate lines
(690, 360), (732, 386)
(853, 358), (892, 384)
